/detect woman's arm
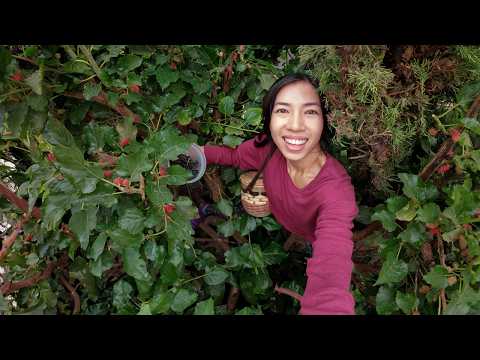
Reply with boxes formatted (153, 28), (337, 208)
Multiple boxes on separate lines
(299, 186), (359, 315)
(203, 138), (270, 170)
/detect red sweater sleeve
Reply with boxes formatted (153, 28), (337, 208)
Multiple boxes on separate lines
(299, 182), (358, 315)
(203, 138), (269, 170)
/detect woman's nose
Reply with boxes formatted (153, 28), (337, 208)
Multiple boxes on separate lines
(286, 111), (304, 131)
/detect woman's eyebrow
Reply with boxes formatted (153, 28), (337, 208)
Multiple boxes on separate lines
(274, 102), (321, 107)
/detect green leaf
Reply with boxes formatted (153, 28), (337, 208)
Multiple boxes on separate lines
(243, 107), (262, 126)
(0, 47), (12, 81)
(150, 290), (175, 314)
(218, 96), (234, 116)
(6, 102), (28, 137)
(205, 266), (229, 286)
(145, 126), (195, 162)
(395, 291), (419, 315)
(117, 54), (143, 74)
(398, 222), (427, 248)
(116, 151), (153, 182)
(88, 233), (108, 261)
(69, 207), (98, 250)
(417, 203), (441, 224)
(171, 288), (198, 313)
(222, 135), (243, 148)
(395, 201), (417, 222)
(398, 173), (438, 203)
(217, 198), (233, 217)
(259, 73), (275, 90)
(44, 116), (75, 147)
(261, 216), (282, 231)
(53, 144), (101, 194)
(217, 220), (235, 237)
(83, 82), (102, 101)
(193, 298), (215, 315)
(123, 246), (151, 282)
(42, 193), (76, 231)
(375, 253), (408, 286)
(109, 228), (143, 252)
(235, 306), (263, 315)
(155, 66), (179, 90)
(371, 209), (397, 232)
(119, 207), (145, 234)
(112, 279), (134, 310)
(177, 109), (191, 126)
(137, 303), (152, 315)
(164, 165), (191, 185)
(386, 196), (408, 214)
(145, 178), (173, 207)
(376, 286), (398, 315)
(25, 69), (43, 95)
(26, 95), (48, 112)
(462, 117), (480, 136)
(238, 214), (258, 236)
(263, 242), (288, 265)
(423, 265), (449, 289)
(225, 243), (265, 270)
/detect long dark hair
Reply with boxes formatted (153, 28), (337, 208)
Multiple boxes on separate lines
(254, 73), (333, 153)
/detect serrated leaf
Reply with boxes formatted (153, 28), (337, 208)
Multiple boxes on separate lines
(217, 198), (233, 217)
(119, 207), (145, 234)
(165, 165), (191, 185)
(261, 216), (281, 231)
(219, 96), (234, 116)
(83, 82), (101, 101)
(376, 286), (398, 315)
(123, 246), (151, 282)
(88, 233), (108, 261)
(193, 298), (215, 315)
(170, 288), (198, 313)
(155, 66), (179, 90)
(205, 266), (229, 286)
(69, 207), (97, 250)
(109, 228), (143, 252)
(222, 135), (243, 148)
(145, 178), (173, 207)
(417, 203), (442, 224)
(235, 306), (263, 315)
(117, 54), (143, 74)
(398, 221), (427, 248)
(424, 265), (449, 289)
(263, 241), (288, 265)
(395, 201), (417, 222)
(150, 290), (175, 314)
(243, 107), (262, 126)
(372, 209), (397, 232)
(217, 220), (235, 237)
(398, 173), (438, 203)
(25, 69), (43, 95)
(375, 253), (408, 286)
(395, 291), (419, 315)
(116, 150), (153, 182)
(112, 279), (133, 310)
(177, 109), (191, 126)
(26, 95), (48, 112)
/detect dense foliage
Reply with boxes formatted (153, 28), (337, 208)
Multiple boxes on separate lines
(0, 45), (479, 315)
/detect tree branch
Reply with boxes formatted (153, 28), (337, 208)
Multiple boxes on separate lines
(59, 275), (81, 315)
(78, 45), (103, 80)
(0, 215), (30, 261)
(0, 181), (41, 219)
(0, 253), (68, 295)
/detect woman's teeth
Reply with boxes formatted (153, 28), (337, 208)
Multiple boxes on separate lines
(284, 137), (307, 145)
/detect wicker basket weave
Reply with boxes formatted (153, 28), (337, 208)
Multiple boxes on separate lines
(239, 171), (271, 217)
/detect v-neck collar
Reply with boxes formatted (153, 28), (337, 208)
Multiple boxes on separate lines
(282, 152), (330, 192)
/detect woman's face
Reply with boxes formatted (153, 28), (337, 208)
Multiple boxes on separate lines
(269, 80), (324, 162)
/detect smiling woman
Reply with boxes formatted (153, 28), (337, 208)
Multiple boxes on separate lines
(202, 73), (359, 315)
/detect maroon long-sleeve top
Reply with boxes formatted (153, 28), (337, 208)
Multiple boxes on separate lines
(204, 138), (358, 315)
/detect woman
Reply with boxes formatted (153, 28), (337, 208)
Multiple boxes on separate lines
(201, 73), (358, 315)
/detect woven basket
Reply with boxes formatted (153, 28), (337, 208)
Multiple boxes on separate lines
(239, 171), (271, 217)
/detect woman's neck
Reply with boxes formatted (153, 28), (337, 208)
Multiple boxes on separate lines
(286, 145), (326, 176)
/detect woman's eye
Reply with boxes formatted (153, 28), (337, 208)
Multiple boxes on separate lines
(305, 110), (319, 115)
(275, 108), (288, 113)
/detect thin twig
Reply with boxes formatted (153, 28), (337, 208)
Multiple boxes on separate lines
(78, 45), (103, 80)
(59, 275), (81, 315)
(274, 285), (303, 302)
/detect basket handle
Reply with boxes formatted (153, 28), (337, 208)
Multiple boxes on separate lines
(244, 144), (276, 194)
